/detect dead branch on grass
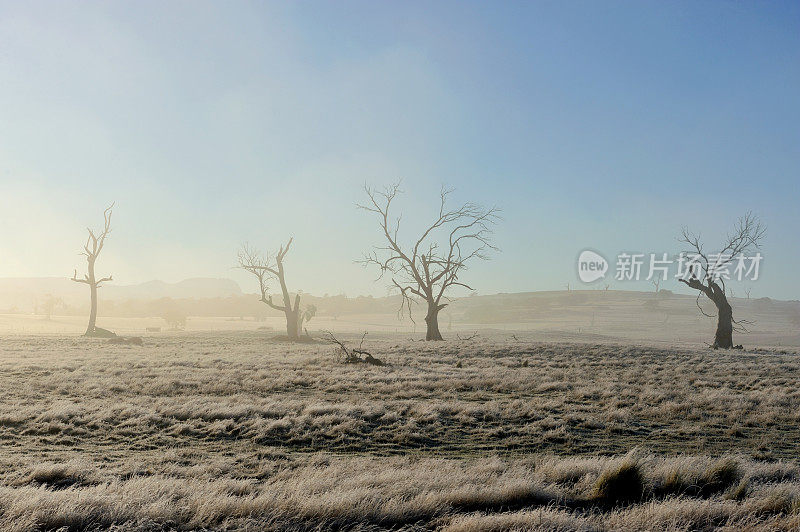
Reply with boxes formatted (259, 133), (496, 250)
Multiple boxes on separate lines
(324, 331), (385, 366)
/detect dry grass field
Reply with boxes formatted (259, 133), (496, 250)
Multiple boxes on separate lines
(0, 332), (799, 530)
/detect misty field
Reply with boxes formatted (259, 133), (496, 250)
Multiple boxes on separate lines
(1, 332), (799, 530)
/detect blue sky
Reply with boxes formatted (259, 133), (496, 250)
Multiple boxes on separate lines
(1, 1), (798, 298)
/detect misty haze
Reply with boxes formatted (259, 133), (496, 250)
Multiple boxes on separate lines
(1, 2), (799, 531)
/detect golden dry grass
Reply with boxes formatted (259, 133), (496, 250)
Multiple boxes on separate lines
(0, 332), (798, 530)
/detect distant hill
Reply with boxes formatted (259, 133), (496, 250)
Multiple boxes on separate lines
(0, 280), (797, 345)
(106, 278), (242, 300)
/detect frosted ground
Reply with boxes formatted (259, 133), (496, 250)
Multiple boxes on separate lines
(0, 330), (798, 530)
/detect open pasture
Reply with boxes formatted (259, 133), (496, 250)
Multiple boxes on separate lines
(0, 333), (798, 530)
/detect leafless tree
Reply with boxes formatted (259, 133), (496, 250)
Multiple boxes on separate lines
(651, 277), (661, 293)
(38, 294), (63, 321)
(358, 183), (499, 341)
(71, 203), (114, 336)
(678, 212), (765, 348)
(238, 238), (311, 340)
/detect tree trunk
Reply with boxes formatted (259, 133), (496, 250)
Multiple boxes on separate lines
(713, 297), (734, 348)
(285, 309), (299, 340)
(276, 264), (302, 341)
(425, 302), (443, 341)
(85, 259), (97, 336)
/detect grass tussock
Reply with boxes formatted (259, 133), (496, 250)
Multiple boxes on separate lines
(10, 459), (99, 490)
(591, 453), (646, 504)
(654, 457), (745, 499)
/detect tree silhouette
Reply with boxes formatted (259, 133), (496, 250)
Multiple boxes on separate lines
(71, 203), (115, 337)
(678, 212), (765, 348)
(39, 294), (63, 321)
(359, 183), (499, 341)
(238, 238), (310, 340)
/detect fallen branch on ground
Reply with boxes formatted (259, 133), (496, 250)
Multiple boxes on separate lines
(323, 331), (385, 366)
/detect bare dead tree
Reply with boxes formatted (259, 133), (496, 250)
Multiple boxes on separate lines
(651, 277), (661, 293)
(38, 294), (63, 321)
(238, 238), (310, 340)
(678, 212), (765, 348)
(71, 203), (114, 336)
(358, 183), (500, 341)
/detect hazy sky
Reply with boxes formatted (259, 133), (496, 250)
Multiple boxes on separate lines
(1, 1), (798, 299)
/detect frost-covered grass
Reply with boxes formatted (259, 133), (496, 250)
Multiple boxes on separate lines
(0, 332), (798, 530)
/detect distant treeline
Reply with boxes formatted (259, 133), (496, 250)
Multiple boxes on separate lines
(6, 290), (797, 328)
(23, 293), (406, 320)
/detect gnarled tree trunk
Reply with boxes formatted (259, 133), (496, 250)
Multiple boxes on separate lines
(425, 301), (444, 341)
(681, 277), (736, 349)
(285, 309), (299, 340)
(284, 294), (301, 340)
(712, 292), (734, 349)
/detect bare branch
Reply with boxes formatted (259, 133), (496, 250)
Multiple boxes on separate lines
(238, 243), (288, 312)
(70, 269), (90, 284)
(679, 213), (765, 282)
(72, 203), (114, 287)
